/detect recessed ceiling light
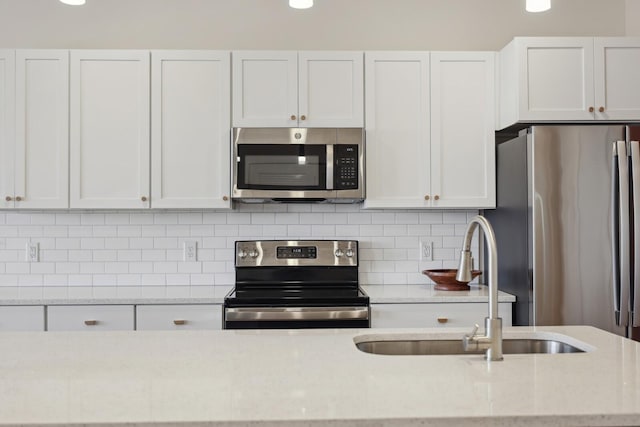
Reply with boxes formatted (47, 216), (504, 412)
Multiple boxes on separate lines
(526, 0), (551, 13)
(59, 0), (86, 5)
(289, 0), (313, 9)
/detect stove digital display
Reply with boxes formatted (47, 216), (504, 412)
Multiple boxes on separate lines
(276, 246), (317, 259)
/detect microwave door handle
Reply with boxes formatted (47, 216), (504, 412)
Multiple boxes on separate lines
(630, 140), (640, 327)
(616, 140), (631, 328)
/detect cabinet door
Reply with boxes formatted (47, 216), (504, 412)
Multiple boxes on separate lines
(232, 51), (298, 127)
(371, 303), (512, 328)
(0, 306), (45, 331)
(47, 305), (134, 331)
(136, 304), (222, 330)
(430, 52), (496, 208)
(0, 50), (14, 209)
(15, 50), (69, 209)
(363, 52), (430, 209)
(594, 37), (640, 120)
(70, 50), (150, 209)
(298, 51), (363, 127)
(517, 37), (595, 121)
(151, 51), (231, 209)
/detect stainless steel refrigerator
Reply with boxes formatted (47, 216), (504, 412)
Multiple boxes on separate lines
(486, 125), (640, 340)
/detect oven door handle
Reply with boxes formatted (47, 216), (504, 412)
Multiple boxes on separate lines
(225, 306), (369, 322)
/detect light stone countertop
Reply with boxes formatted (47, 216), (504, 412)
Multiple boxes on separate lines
(0, 325), (639, 426)
(0, 284), (515, 305)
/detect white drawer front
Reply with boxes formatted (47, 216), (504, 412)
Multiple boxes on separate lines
(371, 303), (512, 328)
(136, 304), (222, 330)
(47, 305), (134, 331)
(0, 306), (45, 331)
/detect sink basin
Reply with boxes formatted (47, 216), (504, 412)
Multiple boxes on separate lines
(356, 338), (585, 355)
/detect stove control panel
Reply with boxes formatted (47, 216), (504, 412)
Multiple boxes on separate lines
(235, 240), (358, 267)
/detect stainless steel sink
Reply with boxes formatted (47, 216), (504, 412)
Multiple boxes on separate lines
(356, 338), (585, 355)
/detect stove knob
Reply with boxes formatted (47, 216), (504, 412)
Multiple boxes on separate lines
(335, 249), (344, 257)
(238, 250), (248, 259)
(345, 249), (354, 258)
(249, 250), (259, 258)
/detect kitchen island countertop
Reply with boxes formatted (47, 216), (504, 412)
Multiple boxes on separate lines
(1, 325), (639, 427)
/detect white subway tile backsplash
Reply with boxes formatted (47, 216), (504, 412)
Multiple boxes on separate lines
(0, 207), (479, 295)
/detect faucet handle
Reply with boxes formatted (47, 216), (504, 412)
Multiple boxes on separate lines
(465, 323), (479, 339)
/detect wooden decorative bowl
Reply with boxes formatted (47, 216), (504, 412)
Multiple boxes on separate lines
(422, 269), (482, 291)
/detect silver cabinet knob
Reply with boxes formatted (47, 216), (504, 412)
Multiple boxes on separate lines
(15, 196), (22, 201)
(249, 250), (259, 258)
(345, 249), (354, 258)
(238, 250), (248, 259)
(335, 249), (344, 257)
(5, 196), (11, 202)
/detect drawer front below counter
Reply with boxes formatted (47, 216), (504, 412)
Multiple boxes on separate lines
(136, 304), (222, 330)
(372, 303), (513, 328)
(0, 306), (45, 331)
(47, 305), (135, 331)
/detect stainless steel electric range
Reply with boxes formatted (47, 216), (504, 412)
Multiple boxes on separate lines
(223, 240), (370, 329)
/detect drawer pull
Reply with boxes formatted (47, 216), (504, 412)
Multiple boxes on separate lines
(437, 317), (449, 324)
(173, 319), (186, 325)
(84, 319), (98, 326)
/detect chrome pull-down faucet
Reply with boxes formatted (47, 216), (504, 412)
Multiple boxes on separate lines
(456, 215), (503, 361)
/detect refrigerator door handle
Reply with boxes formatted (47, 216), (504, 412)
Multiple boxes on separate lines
(616, 140), (631, 328)
(630, 140), (640, 327)
(612, 142), (621, 325)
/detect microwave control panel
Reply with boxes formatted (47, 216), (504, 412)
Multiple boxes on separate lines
(334, 145), (359, 190)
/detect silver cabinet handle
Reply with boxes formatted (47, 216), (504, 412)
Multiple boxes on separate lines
(173, 319), (186, 325)
(84, 319), (98, 326)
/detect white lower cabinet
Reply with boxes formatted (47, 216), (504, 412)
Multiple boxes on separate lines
(0, 306), (45, 331)
(136, 304), (222, 330)
(47, 305), (134, 331)
(371, 303), (513, 328)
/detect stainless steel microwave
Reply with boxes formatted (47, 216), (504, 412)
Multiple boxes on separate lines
(232, 128), (365, 203)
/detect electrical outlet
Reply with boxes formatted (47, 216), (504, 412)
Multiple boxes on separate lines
(183, 241), (197, 262)
(420, 240), (433, 261)
(26, 242), (39, 262)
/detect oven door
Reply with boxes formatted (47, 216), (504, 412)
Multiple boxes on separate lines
(224, 305), (370, 329)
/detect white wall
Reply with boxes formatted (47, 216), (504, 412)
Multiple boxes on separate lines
(0, 0), (629, 51)
(627, 0), (640, 36)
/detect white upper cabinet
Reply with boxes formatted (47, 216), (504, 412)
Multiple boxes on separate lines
(594, 38), (640, 121)
(297, 52), (364, 127)
(0, 50), (15, 209)
(232, 51), (363, 127)
(151, 51), (231, 209)
(498, 37), (640, 129)
(70, 50), (150, 209)
(364, 52), (431, 209)
(430, 52), (496, 208)
(364, 51), (496, 209)
(1, 50), (69, 209)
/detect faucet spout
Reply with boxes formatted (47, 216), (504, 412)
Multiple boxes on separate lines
(457, 215), (503, 361)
